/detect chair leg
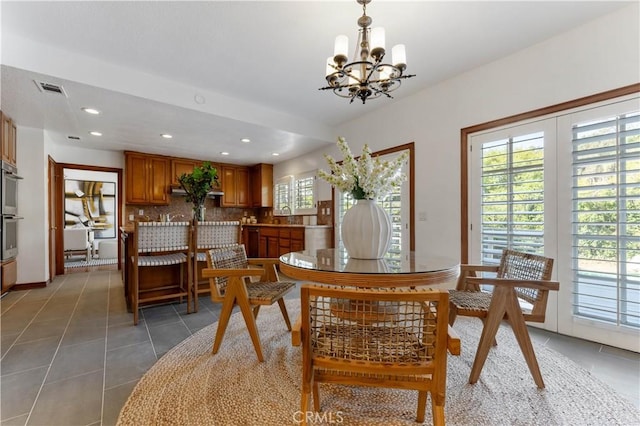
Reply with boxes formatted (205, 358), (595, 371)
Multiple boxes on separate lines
(300, 391), (310, 426)
(480, 318), (498, 346)
(312, 382), (320, 411)
(133, 267), (139, 326)
(212, 290), (236, 355)
(431, 396), (445, 426)
(237, 291), (264, 362)
(277, 298), (292, 331)
(448, 303), (458, 326)
(504, 290), (545, 388)
(416, 391), (427, 423)
(469, 286), (507, 384)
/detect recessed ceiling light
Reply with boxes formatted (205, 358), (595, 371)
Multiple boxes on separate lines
(161, 134), (173, 139)
(241, 138), (251, 143)
(89, 131), (102, 136)
(272, 152), (280, 156)
(221, 151), (230, 156)
(81, 107), (100, 115)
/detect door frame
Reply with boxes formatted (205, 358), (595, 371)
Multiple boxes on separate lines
(53, 162), (123, 275)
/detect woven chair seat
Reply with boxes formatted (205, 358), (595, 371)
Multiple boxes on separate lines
(449, 290), (492, 312)
(313, 324), (431, 362)
(137, 252), (188, 267)
(247, 281), (295, 304)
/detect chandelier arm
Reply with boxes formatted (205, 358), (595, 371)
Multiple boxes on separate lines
(321, 0), (415, 104)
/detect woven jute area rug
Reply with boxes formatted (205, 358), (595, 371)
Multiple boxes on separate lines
(117, 302), (640, 426)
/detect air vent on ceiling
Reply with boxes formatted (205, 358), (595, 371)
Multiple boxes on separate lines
(34, 80), (68, 97)
(68, 135), (81, 141)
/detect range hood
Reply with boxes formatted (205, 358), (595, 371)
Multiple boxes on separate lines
(170, 186), (224, 198)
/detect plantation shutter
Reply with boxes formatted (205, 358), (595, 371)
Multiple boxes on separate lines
(479, 132), (545, 265)
(571, 111), (640, 327)
(274, 177), (291, 215)
(293, 174), (316, 214)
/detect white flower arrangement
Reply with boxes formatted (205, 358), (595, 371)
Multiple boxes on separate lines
(318, 137), (408, 200)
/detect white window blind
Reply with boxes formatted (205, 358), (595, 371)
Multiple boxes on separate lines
(274, 176), (291, 215)
(480, 132), (545, 265)
(293, 174), (316, 214)
(571, 111), (640, 327)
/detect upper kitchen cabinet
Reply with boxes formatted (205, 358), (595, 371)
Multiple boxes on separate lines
(125, 152), (170, 205)
(250, 163), (273, 208)
(1, 111), (17, 166)
(221, 165), (250, 207)
(170, 158), (201, 185)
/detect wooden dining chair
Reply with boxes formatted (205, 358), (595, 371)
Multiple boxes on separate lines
(131, 221), (192, 325)
(297, 284), (460, 426)
(202, 244), (295, 362)
(192, 220), (242, 312)
(448, 249), (559, 388)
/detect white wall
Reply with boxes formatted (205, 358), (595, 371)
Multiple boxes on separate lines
(274, 3), (640, 260)
(15, 126), (48, 284)
(13, 130), (124, 285)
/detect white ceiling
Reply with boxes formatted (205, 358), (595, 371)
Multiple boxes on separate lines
(0, 1), (631, 165)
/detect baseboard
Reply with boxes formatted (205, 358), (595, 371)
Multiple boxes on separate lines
(10, 281), (47, 291)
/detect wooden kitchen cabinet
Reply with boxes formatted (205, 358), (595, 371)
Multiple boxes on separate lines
(125, 152), (170, 205)
(258, 227), (279, 258)
(1, 111), (17, 166)
(250, 163), (273, 208)
(1, 259), (17, 293)
(221, 165), (250, 207)
(170, 158), (201, 185)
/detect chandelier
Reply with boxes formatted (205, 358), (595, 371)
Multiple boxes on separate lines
(320, 0), (415, 104)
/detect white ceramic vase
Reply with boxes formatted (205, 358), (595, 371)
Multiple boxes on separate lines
(341, 199), (392, 259)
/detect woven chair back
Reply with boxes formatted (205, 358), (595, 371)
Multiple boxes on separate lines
(303, 286), (449, 369)
(195, 221), (241, 250)
(207, 244), (249, 297)
(498, 249), (554, 306)
(136, 222), (191, 253)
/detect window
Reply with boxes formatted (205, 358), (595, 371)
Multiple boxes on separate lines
(293, 172), (317, 214)
(273, 171), (317, 215)
(274, 176), (291, 215)
(465, 92), (640, 351)
(478, 132), (545, 264)
(570, 111), (640, 327)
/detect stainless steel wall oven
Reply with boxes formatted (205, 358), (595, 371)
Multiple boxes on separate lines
(1, 161), (22, 260)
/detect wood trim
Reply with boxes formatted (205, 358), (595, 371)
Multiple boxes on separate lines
(10, 282), (47, 290)
(460, 83), (640, 263)
(55, 162), (124, 275)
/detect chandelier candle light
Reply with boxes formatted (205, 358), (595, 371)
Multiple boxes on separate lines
(320, 0), (415, 104)
(318, 137), (408, 259)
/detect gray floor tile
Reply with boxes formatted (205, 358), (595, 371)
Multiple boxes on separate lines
(1, 413), (29, 425)
(147, 321), (192, 358)
(45, 339), (105, 383)
(104, 341), (156, 389)
(14, 319), (68, 345)
(60, 320), (107, 347)
(139, 304), (181, 327)
(0, 366), (48, 421)
(1, 332), (20, 358)
(102, 380), (138, 426)
(32, 302), (77, 324)
(0, 337), (60, 376)
(27, 370), (103, 426)
(106, 321), (150, 351)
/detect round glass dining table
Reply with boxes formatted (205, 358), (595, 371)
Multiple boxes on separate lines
(279, 247), (460, 287)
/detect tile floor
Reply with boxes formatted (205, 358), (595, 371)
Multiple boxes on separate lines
(1, 267), (639, 425)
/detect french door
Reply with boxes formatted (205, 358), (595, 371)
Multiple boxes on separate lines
(469, 96), (640, 351)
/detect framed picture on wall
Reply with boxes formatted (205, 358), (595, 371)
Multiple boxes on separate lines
(64, 179), (116, 239)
